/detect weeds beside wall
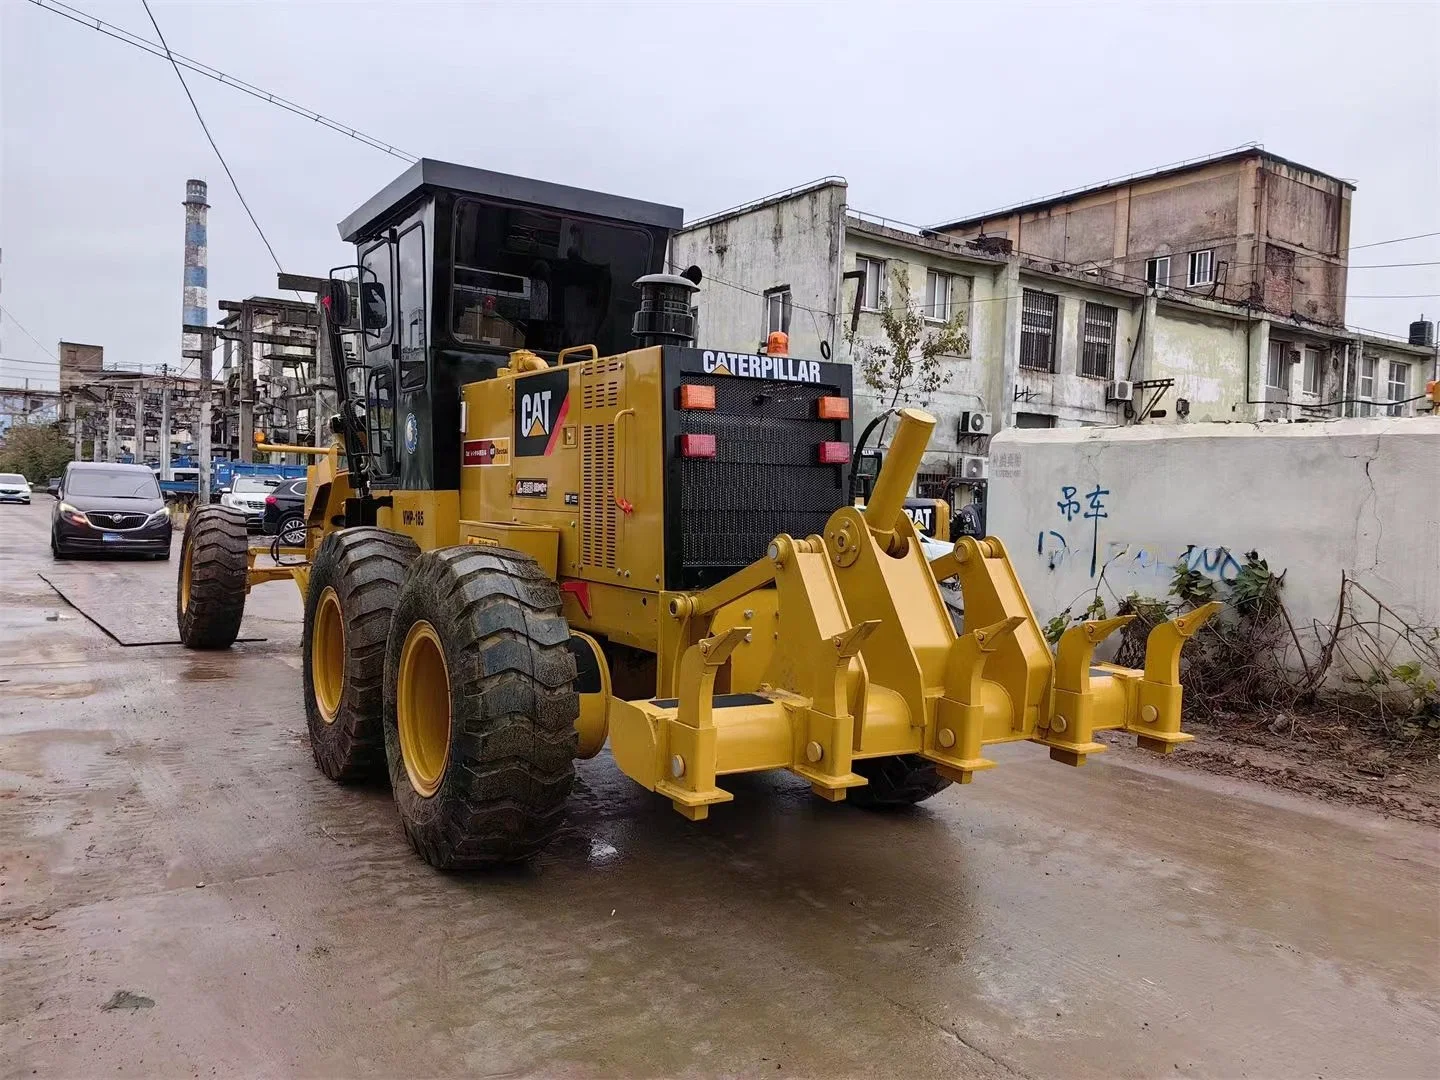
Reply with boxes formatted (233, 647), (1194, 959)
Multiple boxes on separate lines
(1044, 549), (1440, 742)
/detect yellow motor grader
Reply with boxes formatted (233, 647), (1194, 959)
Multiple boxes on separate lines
(176, 160), (1217, 868)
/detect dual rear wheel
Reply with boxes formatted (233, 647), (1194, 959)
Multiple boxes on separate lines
(302, 533), (578, 868)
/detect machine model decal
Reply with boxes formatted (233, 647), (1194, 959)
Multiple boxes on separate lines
(701, 350), (821, 384)
(462, 437), (510, 467)
(514, 368), (571, 457)
(514, 478), (548, 498)
(403, 413), (418, 454)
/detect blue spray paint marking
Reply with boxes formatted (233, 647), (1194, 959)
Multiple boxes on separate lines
(1184, 545), (1242, 584)
(1057, 486), (1080, 522)
(1084, 485), (1110, 577)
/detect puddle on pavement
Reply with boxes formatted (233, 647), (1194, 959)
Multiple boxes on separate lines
(3, 681), (99, 699)
(178, 660), (235, 682)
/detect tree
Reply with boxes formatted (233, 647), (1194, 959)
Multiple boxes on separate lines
(0, 422), (73, 482)
(845, 264), (969, 415)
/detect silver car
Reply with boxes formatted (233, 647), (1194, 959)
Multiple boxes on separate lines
(0, 472), (31, 504)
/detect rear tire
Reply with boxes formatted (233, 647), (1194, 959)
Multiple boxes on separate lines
(302, 528), (419, 782)
(846, 754), (953, 809)
(176, 506), (248, 649)
(384, 546), (578, 869)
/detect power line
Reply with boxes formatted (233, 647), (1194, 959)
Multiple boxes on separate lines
(140, 0), (298, 301)
(26, 0), (416, 162)
(1350, 230), (1440, 251)
(0, 305), (60, 360)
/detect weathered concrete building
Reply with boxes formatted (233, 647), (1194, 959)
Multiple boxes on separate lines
(933, 145), (1353, 327)
(670, 164), (1435, 496)
(58, 341), (104, 391)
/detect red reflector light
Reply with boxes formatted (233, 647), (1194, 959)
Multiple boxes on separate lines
(818, 441), (850, 464)
(679, 384), (716, 410)
(265, 494), (277, 505)
(680, 433), (717, 458)
(817, 395), (850, 420)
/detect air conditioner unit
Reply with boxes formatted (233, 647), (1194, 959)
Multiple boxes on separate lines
(1107, 380), (1134, 403)
(959, 410), (992, 436)
(961, 455), (989, 481)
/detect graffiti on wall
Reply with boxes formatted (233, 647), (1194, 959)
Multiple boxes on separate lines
(1037, 482), (1244, 584)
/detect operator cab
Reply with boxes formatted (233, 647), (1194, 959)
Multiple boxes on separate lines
(334, 159), (683, 493)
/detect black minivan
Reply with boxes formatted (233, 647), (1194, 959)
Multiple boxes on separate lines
(51, 462), (173, 559)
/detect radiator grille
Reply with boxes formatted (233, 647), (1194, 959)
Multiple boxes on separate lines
(675, 374), (846, 577)
(580, 359), (624, 570)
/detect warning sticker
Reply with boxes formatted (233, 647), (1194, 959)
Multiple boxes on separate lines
(463, 438), (510, 467)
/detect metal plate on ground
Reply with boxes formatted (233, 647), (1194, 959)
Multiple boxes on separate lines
(37, 571), (266, 647)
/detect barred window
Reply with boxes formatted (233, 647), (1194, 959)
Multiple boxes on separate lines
(1080, 302), (1117, 378)
(1020, 290), (1058, 372)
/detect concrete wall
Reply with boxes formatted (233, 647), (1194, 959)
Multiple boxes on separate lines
(1149, 303), (1255, 422)
(987, 418), (1440, 673)
(672, 180), (846, 360)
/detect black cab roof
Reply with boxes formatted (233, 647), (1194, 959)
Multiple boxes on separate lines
(338, 158), (684, 243)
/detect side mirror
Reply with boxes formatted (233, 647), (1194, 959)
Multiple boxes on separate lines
(361, 281), (388, 331)
(325, 277), (353, 328)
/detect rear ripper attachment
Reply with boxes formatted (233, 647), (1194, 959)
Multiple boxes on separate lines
(608, 408), (1219, 820)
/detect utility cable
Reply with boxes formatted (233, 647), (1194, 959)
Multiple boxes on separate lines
(141, 0), (290, 286)
(27, 0), (415, 161)
(0, 305), (60, 360)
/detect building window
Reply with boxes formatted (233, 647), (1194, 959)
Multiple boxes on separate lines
(1267, 341), (1293, 393)
(1019, 290), (1058, 371)
(1014, 412), (1056, 429)
(1302, 347), (1321, 395)
(856, 256), (887, 311)
(1080, 302), (1117, 378)
(1387, 361), (1410, 416)
(925, 270), (953, 322)
(1358, 355), (1377, 416)
(765, 288), (792, 336)
(1188, 249), (1214, 287)
(1145, 256), (1170, 288)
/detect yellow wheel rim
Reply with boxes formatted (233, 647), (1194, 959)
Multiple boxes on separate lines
(311, 586), (346, 724)
(179, 540), (193, 614)
(397, 620), (451, 798)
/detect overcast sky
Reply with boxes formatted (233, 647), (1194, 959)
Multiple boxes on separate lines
(2, 0), (1437, 389)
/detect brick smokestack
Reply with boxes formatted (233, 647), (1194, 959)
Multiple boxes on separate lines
(181, 179), (209, 355)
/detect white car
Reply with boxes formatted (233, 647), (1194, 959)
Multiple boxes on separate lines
(0, 473), (31, 504)
(220, 475), (281, 530)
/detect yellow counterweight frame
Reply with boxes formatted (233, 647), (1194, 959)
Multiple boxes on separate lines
(607, 408), (1219, 819)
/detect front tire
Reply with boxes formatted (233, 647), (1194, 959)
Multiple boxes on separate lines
(176, 506), (248, 648)
(302, 528), (419, 782)
(384, 546), (578, 869)
(846, 754), (953, 809)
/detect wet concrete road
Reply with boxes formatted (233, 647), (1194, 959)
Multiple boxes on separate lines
(2, 500), (1437, 1079)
